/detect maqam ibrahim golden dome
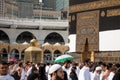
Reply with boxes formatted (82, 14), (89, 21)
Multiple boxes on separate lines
(30, 39), (40, 47)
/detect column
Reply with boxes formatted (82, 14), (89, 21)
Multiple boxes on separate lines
(51, 52), (54, 62)
(91, 51), (95, 62)
(19, 53), (21, 60)
(8, 54), (10, 62)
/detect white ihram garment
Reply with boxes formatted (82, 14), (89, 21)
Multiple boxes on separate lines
(78, 66), (91, 80)
(92, 72), (100, 80)
(106, 72), (115, 80)
(0, 74), (14, 80)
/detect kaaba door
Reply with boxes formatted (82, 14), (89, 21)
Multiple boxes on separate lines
(76, 10), (99, 61)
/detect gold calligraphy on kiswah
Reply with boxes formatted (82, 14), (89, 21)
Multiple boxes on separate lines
(70, 0), (120, 13)
(107, 9), (120, 17)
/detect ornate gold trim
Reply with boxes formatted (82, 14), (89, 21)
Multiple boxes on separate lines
(70, 0), (120, 13)
(107, 9), (120, 17)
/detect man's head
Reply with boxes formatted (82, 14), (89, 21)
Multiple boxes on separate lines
(0, 61), (9, 75)
(83, 58), (91, 67)
(95, 66), (102, 74)
(63, 60), (71, 69)
(49, 64), (64, 80)
(100, 62), (106, 71)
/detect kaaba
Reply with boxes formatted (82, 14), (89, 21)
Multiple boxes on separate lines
(69, 0), (120, 52)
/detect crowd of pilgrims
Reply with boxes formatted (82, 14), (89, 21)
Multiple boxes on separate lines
(0, 58), (120, 80)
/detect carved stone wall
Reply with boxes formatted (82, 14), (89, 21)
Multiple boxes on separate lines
(69, 51), (120, 63)
(76, 11), (99, 52)
(95, 51), (120, 63)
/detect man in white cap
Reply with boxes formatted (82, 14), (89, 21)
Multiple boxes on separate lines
(49, 64), (64, 80)
(91, 66), (102, 80)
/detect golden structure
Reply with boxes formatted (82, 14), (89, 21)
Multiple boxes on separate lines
(24, 39), (43, 63)
(0, 40), (69, 62)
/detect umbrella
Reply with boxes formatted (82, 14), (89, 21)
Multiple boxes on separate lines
(54, 54), (73, 63)
(8, 58), (19, 62)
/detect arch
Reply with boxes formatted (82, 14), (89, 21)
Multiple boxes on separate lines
(54, 50), (62, 54)
(1, 48), (8, 61)
(16, 31), (36, 44)
(53, 50), (62, 60)
(11, 49), (19, 54)
(44, 32), (65, 44)
(0, 30), (10, 43)
(11, 49), (19, 59)
(44, 49), (51, 54)
(1, 48), (7, 53)
(44, 49), (52, 62)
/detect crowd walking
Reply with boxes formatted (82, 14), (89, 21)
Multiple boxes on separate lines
(0, 58), (120, 80)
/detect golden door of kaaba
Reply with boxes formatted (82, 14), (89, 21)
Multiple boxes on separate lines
(76, 11), (99, 60)
(76, 11), (99, 52)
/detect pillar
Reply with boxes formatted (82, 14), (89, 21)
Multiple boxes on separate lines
(19, 53), (21, 60)
(8, 54), (10, 61)
(51, 52), (54, 62)
(91, 51), (95, 62)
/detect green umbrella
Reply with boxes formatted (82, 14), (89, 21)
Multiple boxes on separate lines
(54, 54), (73, 63)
